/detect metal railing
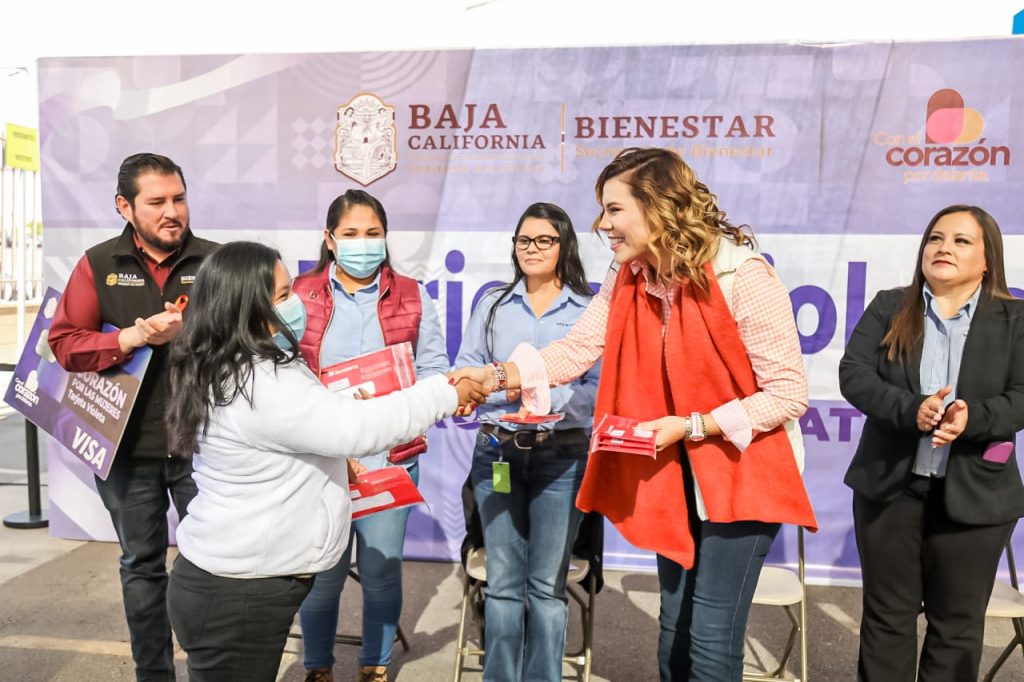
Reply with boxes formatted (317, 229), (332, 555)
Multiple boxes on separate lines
(0, 132), (45, 364)
(2, 125), (52, 528)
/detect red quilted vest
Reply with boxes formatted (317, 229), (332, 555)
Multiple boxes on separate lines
(292, 264), (427, 463)
(292, 264), (422, 377)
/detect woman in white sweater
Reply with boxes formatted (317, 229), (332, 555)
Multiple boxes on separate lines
(164, 241), (484, 681)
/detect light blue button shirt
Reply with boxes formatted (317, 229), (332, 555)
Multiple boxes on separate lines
(455, 279), (600, 432)
(912, 283), (981, 477)
(321, 267), (449, 469)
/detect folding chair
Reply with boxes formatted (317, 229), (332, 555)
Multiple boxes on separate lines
(983, 539), (1024, 681)
(452, 476), (604, 682)
(743, 526), (808, 682)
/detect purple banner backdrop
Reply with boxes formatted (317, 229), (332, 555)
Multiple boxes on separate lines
(37, 39), (1024, 582)
(2, 288), (151, 480)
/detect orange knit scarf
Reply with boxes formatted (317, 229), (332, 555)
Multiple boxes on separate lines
(575, 262), (818, 568)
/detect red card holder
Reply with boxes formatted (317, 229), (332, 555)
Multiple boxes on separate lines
(388, 435), (427, 464)
(350, 466), (425, 520)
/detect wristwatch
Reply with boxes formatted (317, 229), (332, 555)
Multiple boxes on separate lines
(687, 411), (706, 442)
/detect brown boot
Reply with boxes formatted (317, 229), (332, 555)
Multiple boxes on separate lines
(304, 668), (334, 682)
(357, 665), (388, 682)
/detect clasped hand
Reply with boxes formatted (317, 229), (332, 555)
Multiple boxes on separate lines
(916, 385), (969, 448)
(447, 367), (490, 415)
(118, 302), (183, 353)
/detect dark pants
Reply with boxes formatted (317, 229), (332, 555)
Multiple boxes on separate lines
(854, 476), (1015, 681)
(94, 457), (197, 682)
(167, 555), (313, 681)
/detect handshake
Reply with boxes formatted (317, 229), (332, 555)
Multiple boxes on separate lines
(447, 362), (522, 417)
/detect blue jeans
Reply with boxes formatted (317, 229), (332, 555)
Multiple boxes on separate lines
(94, 457), (197, 682)
(657, 519), (780, 682)
(470, 433), (587, 682)
(299, 462), (419, 669)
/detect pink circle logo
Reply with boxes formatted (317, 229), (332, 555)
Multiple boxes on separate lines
(925, 89), (985, 145)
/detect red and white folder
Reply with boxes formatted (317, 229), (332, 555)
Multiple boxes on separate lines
(321, 342), (416, 398)
(590, 414), (657, 458)
(349, 466), (425, 520)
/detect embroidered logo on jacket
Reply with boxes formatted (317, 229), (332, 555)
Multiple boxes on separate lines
(111, 273), (145, 287)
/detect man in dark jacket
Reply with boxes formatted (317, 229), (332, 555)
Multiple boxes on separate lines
(49, 153), (218, 681)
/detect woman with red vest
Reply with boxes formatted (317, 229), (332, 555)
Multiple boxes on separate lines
(453, 147), (818, 681)
(293, 190), (449, 682)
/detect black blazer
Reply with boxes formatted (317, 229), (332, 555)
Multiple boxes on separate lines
(840, 287), (1024, 525)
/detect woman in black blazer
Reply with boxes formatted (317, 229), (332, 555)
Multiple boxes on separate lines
(840, 204), (1024, 681)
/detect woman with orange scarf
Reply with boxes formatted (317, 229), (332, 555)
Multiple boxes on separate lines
(454, 147), (817, 681)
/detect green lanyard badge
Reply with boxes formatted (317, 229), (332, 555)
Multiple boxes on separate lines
(492, 460), (511, 494)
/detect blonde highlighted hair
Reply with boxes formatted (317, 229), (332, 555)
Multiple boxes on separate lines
(594, 147), (752, 293)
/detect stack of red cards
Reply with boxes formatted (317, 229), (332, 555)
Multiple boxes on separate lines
(589, 414), (657, 458)
(321, 342), (415, 398)
(349, 466), (425, 520)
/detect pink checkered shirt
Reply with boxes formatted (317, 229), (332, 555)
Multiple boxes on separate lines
(509, 258), (807, 451)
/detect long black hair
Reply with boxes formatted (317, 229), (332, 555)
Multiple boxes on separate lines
(482, 202), (593, 359)
(307, 189), (391, 275)
(166, 241), (298, 456)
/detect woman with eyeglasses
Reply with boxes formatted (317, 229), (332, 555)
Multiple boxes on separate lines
(454, 202), (600, 682)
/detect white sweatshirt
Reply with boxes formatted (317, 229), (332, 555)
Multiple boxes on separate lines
(175, 359), (457, 578)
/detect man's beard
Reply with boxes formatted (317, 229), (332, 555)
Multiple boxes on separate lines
(132, 217), (187, 253)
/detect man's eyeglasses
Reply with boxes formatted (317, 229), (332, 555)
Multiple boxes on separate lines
(512, 235), (560, 251)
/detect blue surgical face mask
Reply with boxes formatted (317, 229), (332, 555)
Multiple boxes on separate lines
(272, 293), (307, 351)
(333, 237), (387, 279)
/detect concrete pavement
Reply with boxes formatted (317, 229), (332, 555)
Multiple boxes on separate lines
(0, 409), (1022, 681)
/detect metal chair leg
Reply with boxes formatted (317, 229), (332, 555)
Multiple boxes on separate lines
(768, 606), (799, 677)
(582, 577), (596, 682)
(564, 582), (587, 660)
(983, 630), (1023, 682)
(798, 527), (808, 682)
(452, 574), (472, 682)
(742, 526), (808, 682)
(1016, 619), (1024, 672)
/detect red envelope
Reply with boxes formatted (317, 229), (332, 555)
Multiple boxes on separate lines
(321, 343), (425, 464)
(349, 466), (425, 520)
(321, 343), (416, 398)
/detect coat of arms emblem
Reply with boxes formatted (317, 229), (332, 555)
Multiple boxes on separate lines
(334, 94), (398, 185)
